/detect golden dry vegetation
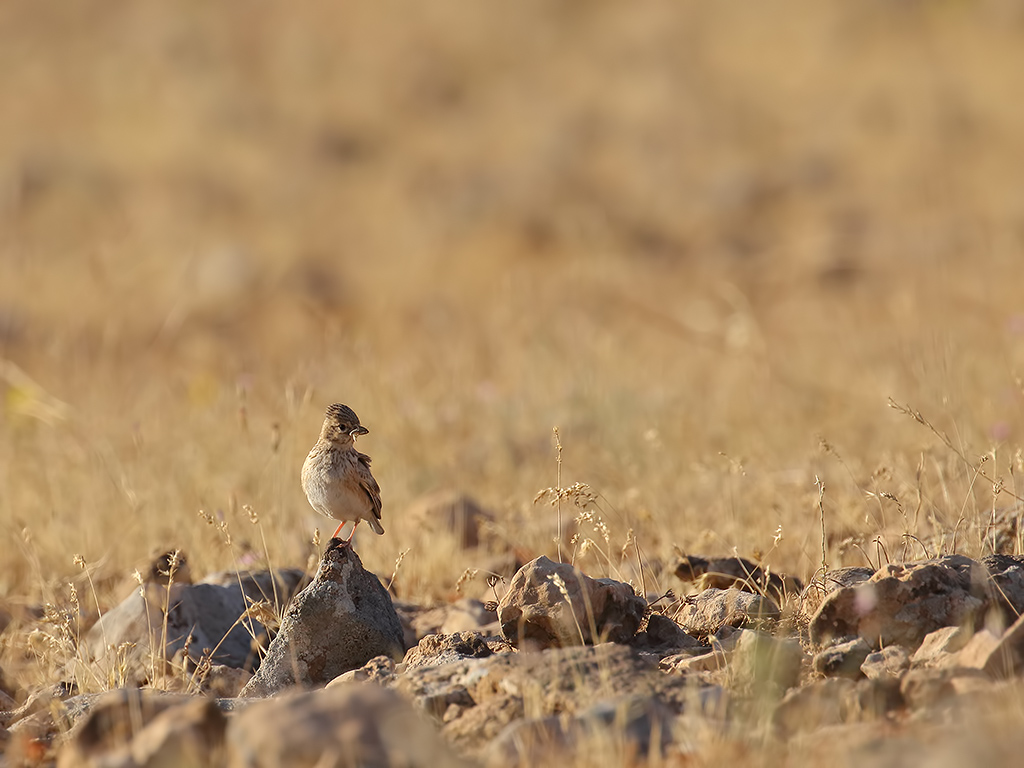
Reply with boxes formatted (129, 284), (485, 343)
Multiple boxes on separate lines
(2, 0), (1024, 762)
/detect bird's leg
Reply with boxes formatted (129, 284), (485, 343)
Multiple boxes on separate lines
(345, 520), (361, 542)
(331, 521), (347, 539)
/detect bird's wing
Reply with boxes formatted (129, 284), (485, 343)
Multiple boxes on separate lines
(356, 451), (383, 521)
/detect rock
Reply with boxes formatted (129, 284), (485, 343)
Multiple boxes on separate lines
(395, 643), (695, 756)
(708, 625), (748, 652)
(659, 650), (729, 674)
(671, 588), (780, 637)
(393, 601), (436, 649)
(774, 677), (902, 738)
(239, 542), (405, 697)
(483, 694), (673, 767)
(406, 491), (494, 550)
(812, 638), (871, 679)
(58, 695), (226, 768)
(327, 656), (397, 687)
(199, 567), (307, 598)
(979, 554), (1024, 627)
(899, 667), (989, 710)
(673, 554), (803, 602)
(845, 677), (904, 720)
(497, 556), (646, 649)
(956, 629), (1003, 674)
(956, 614), (1024, 679)
(773, 678), (856, 737)
(977, 509), (1024, 556)
(81, 568), (304, 685)
(48, 689), (197, 767)
(799, 567), (875, 618)
(860, 645), (910, 680)
(2, 683), (76, 731)
(397, 598), (499, 646)
(203, 665), (254, 698)
(630, 613), (704, 655)
(403, 632), (494, 671)
(441, 598), (499, 635)
(226, 682), (471, 768)
(809, 555), (987, 649)
(731, 630), (804, 692)
(911, 625), (973, 667)
(7, 688), (108, 763)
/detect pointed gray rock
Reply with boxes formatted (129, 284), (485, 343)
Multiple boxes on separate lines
(239, 542), (404, 697)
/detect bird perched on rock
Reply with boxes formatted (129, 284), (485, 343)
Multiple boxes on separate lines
(301, 403), (383, 542)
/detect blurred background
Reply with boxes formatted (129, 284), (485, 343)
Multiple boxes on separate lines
(2, 0), (1024, 602)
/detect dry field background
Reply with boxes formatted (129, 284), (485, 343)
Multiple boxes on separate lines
(2, 0), (1024, 759)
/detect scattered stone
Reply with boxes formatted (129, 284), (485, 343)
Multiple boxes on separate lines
(845, 677), (904, 721)
(497, 556), (646, 649)
(58, 695), (226, 768)
(674, 554), (803, 602)
(239, 542), (405, 697)
(483, 694), (673, 767)
(672, 588), (780, 637)
(399, 598), (499, 645)
(199, 567), (307, 598)
(708, 625), (747, 652)
(799, 567), (875, 618)
(813, 638), (871, 679)
(441, 598), (499, 635)
(203, 665), (254, 698)
(395, 643), (694, 756)
(861, 646), (910, 680)
(227, 682), (472, 768)
(394, 601), (438, 649)
(80, 568), (304, 685)
(1, 683), (76, 731)
(956, 614), (1024, 679)
(630, 613), (704, 655)
(899, 667), (989, 710)
(18, 545), (1024, 765)
(809, 556), (987, 649)
(403, 632), (494, 671)
(46, 688), (196, 767)
(774, 678), (855, 737)
(974, 509), (1023, 556)
(328, 655), (397, 687)
(979, 554), (1024, 627)
(911, 625), (973, 667)
(774, 675), (903, 739)
(731, 630), (804, 692)
(659, 650), (729, 674)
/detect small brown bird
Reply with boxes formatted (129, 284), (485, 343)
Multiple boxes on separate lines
(301, 403), (383, 542)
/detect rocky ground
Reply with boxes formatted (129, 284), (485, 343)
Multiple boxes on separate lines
(5, 510), (1024, 767)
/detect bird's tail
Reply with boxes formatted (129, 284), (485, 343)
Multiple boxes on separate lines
(368, 517), (385, 535)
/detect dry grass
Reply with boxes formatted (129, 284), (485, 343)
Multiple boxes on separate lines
(2, 0), (1024, 762)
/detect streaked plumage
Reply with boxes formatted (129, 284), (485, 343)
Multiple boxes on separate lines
(301, 403), (383, 541)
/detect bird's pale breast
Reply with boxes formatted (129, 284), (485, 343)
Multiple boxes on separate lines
(301, 444), (373, 521)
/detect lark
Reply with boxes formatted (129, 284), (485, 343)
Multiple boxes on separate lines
(301, 403), (383, 542)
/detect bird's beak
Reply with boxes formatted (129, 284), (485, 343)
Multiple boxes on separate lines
(350, 425), (369, 437)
